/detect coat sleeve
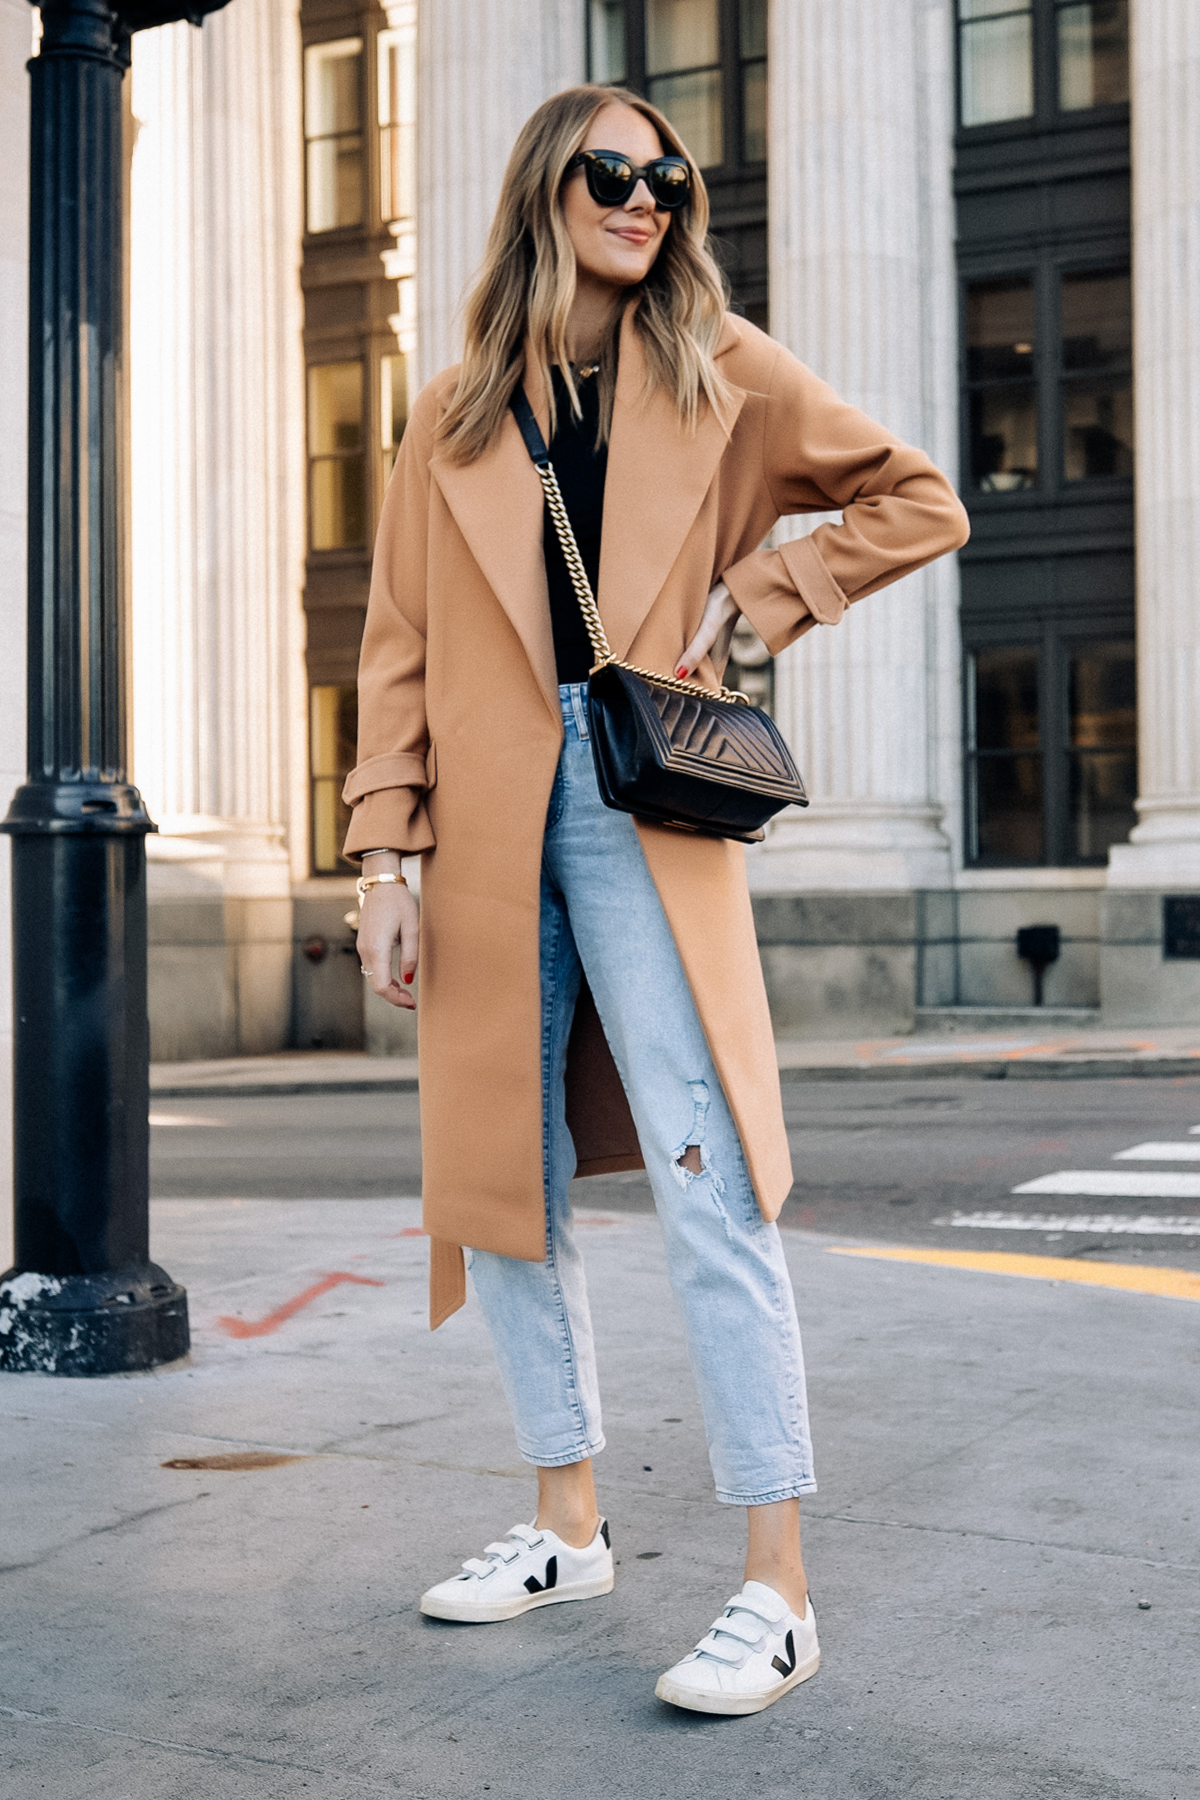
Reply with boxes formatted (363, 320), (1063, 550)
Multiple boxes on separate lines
(721, 344), (970, 656)
(341, 385), (440, 862)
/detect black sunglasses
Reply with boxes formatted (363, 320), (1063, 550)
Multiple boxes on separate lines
(567, 149), (691, 212)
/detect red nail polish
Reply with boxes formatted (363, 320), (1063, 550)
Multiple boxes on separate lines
(403, 970), (414, 984)
(676, 665), (687, 678)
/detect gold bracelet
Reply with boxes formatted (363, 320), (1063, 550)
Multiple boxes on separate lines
(355, 871), (407, 902)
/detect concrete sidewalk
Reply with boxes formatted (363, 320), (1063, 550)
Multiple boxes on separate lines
(2, 1198), (1196, 1798)
(150, 1020), (1200, 1097)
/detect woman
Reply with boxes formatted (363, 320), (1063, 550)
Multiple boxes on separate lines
(347, 86), (968, 1716)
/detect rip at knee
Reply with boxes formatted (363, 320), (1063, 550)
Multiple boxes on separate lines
(670, 1080), (726, 1197)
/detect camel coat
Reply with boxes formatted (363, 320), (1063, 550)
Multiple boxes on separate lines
(343, 309), (969, 1327)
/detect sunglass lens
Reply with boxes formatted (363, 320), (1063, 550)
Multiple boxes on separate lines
(589, 154), (634, 204)
(650, 160), (690, 208)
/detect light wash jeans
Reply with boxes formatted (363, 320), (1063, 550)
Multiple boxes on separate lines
(468, 684), (816, 1506)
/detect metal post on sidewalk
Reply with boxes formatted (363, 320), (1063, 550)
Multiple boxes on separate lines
(0, 0), (231, 1374)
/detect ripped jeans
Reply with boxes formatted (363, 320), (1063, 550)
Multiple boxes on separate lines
(468, 683), (815, 1506)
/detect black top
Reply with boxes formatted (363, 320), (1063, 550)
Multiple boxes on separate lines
(543, 366), (607, 685)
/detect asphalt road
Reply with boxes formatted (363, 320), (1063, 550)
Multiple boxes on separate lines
(151, 1074), (1200, 1270)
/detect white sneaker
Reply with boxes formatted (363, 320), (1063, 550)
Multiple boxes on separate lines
(419, 1518), (614, 1623)
(655, 1580), (820, 1715)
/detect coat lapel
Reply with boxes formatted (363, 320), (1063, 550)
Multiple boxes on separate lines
(598, 307), (745, 662)
(429, 311), (746, 716)
(430, 358), (560, 724)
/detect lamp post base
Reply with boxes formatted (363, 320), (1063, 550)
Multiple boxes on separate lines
(0, 1265), (189, 1375)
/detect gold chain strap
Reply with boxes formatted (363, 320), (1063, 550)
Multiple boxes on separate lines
(534, 459), (749, 707)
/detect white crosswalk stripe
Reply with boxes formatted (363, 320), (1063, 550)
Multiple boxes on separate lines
(944, 1212), (1200, 1235)
(1012, 1170), (1200, 1198)
(1113, 1141), (1200, 1160)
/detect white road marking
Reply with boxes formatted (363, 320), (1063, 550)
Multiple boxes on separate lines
(1013, 1170), (1200, 1198)
(941, 1211), (1200, 1236)
(149, 1112), (226, 1128)
(1114, 1142), (1200, 1161)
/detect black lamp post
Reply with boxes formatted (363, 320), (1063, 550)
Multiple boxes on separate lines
(0, 0), (231, 1374)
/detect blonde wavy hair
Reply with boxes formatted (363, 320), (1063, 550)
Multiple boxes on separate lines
(438, 85), (732, 464)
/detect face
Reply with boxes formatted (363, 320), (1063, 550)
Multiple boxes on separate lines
(561, 103), (674, 294)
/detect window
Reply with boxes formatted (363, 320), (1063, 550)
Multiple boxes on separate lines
(587, 1), (767, 177)
(304, 38), (364, 232)
(967, 646), (1043, 861)
(381, 351), (410, 488)
(1061, 268), (1132, 481)
(959, 0), (1033, 127)
(1057, 0), (1128, 110)
(310, 685), (358, 873)
(967, 277), (1038, 491)
(378, 7), (416, 224)
(739, 0), (766, 163)
(308, 361), (366, 550)
(590, 0), (628, 80)
(965, 636), (1135, 864)
(1067, 639), (1136, 859)
(963, 263), (1133, 496)
(957, 0), (1128, 128)
(646, 0), (723, 168)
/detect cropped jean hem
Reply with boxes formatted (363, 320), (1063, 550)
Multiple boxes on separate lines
(518, 1435), (607, 1469)
(715, 1478), (819, 1507)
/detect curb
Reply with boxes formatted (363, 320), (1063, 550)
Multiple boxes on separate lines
(779, 1056), (1200, 1084)
(151, 1075), (422, 1099)
(149, 1056), (1200, 1098)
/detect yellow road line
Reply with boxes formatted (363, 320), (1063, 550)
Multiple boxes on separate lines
(827, 1245), (1200, 1302)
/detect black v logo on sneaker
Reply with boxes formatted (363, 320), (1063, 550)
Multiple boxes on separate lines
(524, 1555), (558, 1595)
(771, 1629), (796, 1678)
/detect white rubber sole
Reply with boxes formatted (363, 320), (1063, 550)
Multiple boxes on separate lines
(419, 1571), (614, 1624)
(654, 1647), (820, 1716)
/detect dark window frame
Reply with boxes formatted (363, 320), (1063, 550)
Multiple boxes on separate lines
(309, 682), (360, 877)
(960, 249), (1133, 509)
(306, 357), (369, 556)
(963, 622), (1136, 867)
(954, 0), (1130, 139)
(954, 0), (1134, 873)
(301, 0), (415, 873)
(302, 32), (370, 242)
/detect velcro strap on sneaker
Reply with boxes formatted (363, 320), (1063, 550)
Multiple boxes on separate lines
(725, 1591), (787, 1627)
(714, 1611), (767, 1648)
(694, 1634), (749, 1667)
(507, 1524), (545, 1550)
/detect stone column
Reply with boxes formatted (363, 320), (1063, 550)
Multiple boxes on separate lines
(1103, 1), (1200, 1020)
(0, 0), (30, 1243)
(129, 0), (308, 1060)
(756, 0), (961, 897)
(417, 0), (584, 383)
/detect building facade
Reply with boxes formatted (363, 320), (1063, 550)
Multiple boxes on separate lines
(1, 0), (1199, 1084)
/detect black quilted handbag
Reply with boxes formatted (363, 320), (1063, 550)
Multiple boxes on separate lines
(512, 389), (808, 845)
